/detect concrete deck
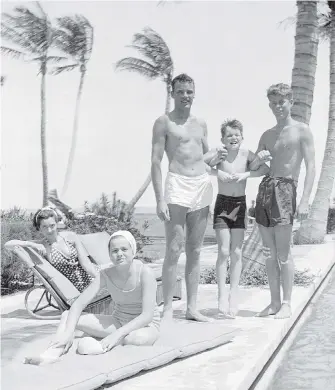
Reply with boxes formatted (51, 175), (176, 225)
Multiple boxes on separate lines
(1, 238), (335, 390)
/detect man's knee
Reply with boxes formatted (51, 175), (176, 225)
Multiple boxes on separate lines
(166, 239), (184, 261)
(185, 241), (202, 258)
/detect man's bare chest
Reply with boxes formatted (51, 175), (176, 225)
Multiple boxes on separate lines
(167, 121), (204, 144)
(266, 130), (300, 156)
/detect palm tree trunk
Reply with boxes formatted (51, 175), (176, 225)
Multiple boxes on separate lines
(291, 1), (319, 124)
(165, 82), (171, 114)
(126, 83), (171, 212)
(295, 10), (335, 244)
(40, 63), (48, 206)
(61, 69), (86, 198)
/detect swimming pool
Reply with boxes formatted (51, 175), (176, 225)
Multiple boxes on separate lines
(270, 273), (335, 389)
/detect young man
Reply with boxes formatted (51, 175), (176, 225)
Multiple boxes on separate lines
(213, 119), (269, 318)
(151, 73), (227, 323)
(250, 83), (315, 319)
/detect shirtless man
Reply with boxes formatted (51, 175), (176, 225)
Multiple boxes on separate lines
(151, 73), (227, 322)
(250, 83), (315, 319)
(213, 119), (269, 318)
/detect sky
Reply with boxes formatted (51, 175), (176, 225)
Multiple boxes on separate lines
(1, 0), (332, 212)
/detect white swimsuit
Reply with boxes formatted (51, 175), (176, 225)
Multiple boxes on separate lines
(164, 172), (213, 213)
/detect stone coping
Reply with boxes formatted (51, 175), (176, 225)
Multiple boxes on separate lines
(1, 239), (334, 390)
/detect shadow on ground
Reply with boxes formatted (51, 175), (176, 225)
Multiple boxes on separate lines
(1, 322), (58, 366)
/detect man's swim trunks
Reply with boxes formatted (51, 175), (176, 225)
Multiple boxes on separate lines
(164, 172), (213, 213)
(255, 176), (297, 227)
(213, 194), (247, 230)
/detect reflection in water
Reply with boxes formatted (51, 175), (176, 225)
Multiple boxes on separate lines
(271, 273), (335, 390)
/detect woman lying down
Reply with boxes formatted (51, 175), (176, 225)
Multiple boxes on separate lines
(25, 230), (160, 365)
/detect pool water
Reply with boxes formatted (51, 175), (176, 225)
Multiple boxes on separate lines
(270, 271), (335, 389)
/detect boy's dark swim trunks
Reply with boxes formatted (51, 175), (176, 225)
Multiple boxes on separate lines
(255, 176), (297, 227)
(213, 194), (247, 230)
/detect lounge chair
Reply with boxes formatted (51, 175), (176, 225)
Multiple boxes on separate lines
(11, 231), (182, 319)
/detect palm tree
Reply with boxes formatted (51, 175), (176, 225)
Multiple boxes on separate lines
(51, 15), (94, 198)
(291, 1), (319, 124)
(1, 3), (65, 206)
(295, 2), (335, 244)
(115, 27), (174, 211)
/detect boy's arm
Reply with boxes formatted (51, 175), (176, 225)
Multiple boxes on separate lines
(298, 124), (316, 219)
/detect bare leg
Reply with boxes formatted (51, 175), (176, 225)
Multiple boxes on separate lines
(215, 228), (231, 314)
(184, 206), (212, 322)
(228, 229), (244, 318)
(274, 225), (294, 319)
(257, 225), (281, 317)
(162, 204), (187, 322)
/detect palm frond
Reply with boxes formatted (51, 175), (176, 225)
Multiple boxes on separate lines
(1, 5), (55, 55)
(319, 5), (332, 41)
(1, 46), (26, 60)
(115, 57), (160, 79)
(47, 55), (69, 63)
(1, 18), (40, 54)
(54, 14), (93, 63)
(128, 27), (173, 72)
(49, 64), (79, 75)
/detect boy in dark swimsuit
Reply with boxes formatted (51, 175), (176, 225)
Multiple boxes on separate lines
(213, 119), (269, 318)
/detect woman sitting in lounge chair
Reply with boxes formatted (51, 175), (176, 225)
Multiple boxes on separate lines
(5, 207), (97, 292)
(25, 230), (160, 364)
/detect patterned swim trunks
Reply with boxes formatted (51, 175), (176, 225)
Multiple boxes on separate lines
(255, 176), (297, 227)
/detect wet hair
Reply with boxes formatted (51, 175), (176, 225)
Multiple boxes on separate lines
(220, 118), (243, 138)
(33, 207), (59, 230)
(267, 83), (293, 100)
(171, 73), (195, 92)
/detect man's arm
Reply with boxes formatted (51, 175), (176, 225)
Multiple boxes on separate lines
(248, 133), (271, 171)
(201, 119), (228, 167)
(248, 150), (270, 177)
(151, 116), (170, 221)
(299, 124), (316, 214)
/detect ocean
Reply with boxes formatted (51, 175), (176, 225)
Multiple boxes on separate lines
(133, 212), (217, 260)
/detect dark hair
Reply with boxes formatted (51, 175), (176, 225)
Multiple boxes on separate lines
(171, 73), (195, 92)
(267, 83), (293, 100)
(220, 118), (243, 138)
(33, 208), (59, 230)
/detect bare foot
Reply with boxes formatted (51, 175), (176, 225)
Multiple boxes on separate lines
(218, 299), (227, 315)
(274, 303), (292, 319)
(228, 289), (239, 318)
(186, 310), (214, 322)
(77, 337), (105, 355)
(256, 303), (281, 317)
(161, 308), (174, 325)
(24, 346), (64, 365)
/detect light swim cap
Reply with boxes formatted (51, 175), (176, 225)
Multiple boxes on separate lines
(108, 230), (137, 255)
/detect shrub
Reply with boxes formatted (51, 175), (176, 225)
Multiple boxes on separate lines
(67, 193), (152, 253)
(327, 208), (335, 234)
(200, 264), (315, 287)
(1, 208), (40, 294)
